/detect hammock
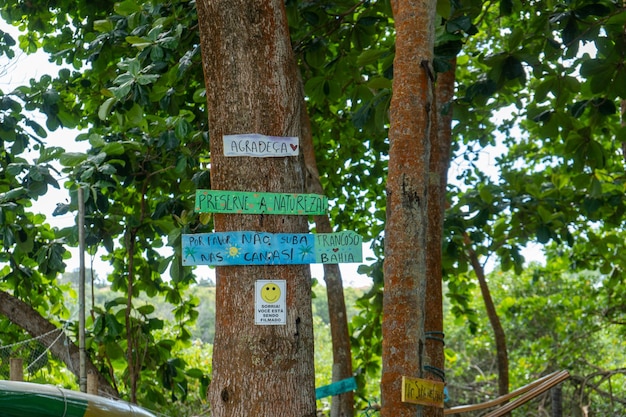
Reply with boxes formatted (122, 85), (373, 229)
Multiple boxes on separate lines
(445, 370), (570, 416)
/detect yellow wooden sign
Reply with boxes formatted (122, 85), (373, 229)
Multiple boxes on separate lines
(401, 376), (445, 408)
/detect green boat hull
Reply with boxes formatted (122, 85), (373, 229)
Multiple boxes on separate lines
(0, 381), (157, 417)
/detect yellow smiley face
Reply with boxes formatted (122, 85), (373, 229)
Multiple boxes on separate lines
(260, 283), (281, 303)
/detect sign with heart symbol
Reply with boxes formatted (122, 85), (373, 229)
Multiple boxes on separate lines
(223, 133), (299, 157)
(181, 230), (362, 266)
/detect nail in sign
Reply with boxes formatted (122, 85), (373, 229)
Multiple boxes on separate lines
(195, 190), (328, 215)
(223, 133), (299, 157)
(181, 230), (362, 266)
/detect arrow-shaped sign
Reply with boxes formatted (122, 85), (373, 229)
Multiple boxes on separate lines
(182, 230), (362, 266)
(195, 190), (328, 215)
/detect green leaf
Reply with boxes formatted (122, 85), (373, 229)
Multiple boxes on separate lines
(186, 368), (205, 379)
(446, 15), (472, 33)
(367, 77), (392, 90)
(305, 76), (327, 104)
(562, 15), (579, 46)
(137, 304), (156, 315)
(102, 142), (125, 156)
(98, 97), (117, 120)
(574, 3), (611, 19)
(436, 0), (452, 19)
(304, 41), (327, 69)
(175, 118), (191, 140)
(126, 36), (153, 50)
(536, 224), (551, 243)
(25, 119), (47, 138)
(170, 259), (182, 283)
(105, 297), (128, 310)
(56, 110), (78, 128)
(59, 152), (88, 167)
(614, 67), (626, 99)
(114, 0), (142, 16)
(594, 98), (616, 116)
(479, 186), (493, 204)
(93, 19), (113, 33)
(357, 49), (385, 67)
(125, 103), (145, 127)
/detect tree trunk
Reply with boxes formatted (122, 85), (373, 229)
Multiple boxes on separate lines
(382, 0), (437, 416)
(0, 290), (119, 398)
(423, 61), (456, 417)
(196, 1), (316, 416)
(300, 83), (354, 417)
(464, 236), (510, 397)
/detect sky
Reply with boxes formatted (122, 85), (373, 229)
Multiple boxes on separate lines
(0, 21), (374, 288)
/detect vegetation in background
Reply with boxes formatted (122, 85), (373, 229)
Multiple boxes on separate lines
(1, 0), (626, 415)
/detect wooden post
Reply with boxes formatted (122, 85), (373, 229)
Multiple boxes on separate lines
(87, 373), (98, 395)
(78, 187), (87, 393)
(10, 358), (23, 381)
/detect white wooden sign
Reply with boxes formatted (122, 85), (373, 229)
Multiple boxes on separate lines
(223, 133), (299, 157)
(255, 280), (286, 325)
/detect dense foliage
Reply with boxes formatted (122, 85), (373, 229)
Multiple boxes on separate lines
(1, 0), (626, 415)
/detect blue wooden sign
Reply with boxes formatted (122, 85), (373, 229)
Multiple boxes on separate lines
(315, 377), (357, 400)
(182, 230), (362, 266)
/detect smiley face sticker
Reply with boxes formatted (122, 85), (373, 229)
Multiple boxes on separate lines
(255, 280), (286, 325)
(260, 282), (281, 303)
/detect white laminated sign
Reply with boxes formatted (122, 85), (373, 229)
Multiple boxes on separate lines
(255, 280), (286, 325)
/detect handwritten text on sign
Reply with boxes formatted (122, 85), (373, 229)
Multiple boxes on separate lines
(195, 190), (328, 215)
(182, 231), (362, 266)
(401, 376), (445, 408)
(223, 133), (299, 157)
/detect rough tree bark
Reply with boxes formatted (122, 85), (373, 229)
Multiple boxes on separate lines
(423, 61), (456, 417)
(0, 290), (118, 398)
(196, 1), (316, 416)
(381, 0), (438, 415)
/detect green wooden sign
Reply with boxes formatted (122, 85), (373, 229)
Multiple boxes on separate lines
(315, 377), (357, 400)
(195, 190), (328, 215)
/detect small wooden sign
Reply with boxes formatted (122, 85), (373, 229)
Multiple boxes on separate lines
(223, 133), (299, 157)
(401, 376), (445, 408)
(315, 377), (357, 400)
(181, 230), (362, 266)
(195, 190), (328, 215)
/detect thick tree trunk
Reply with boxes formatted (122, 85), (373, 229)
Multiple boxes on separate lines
(382, 0), (437, 416)
(300, 84), (354, 417)
(0, 290), (119, 398)
(423, 62), (456, 417)
(196, 1), (316, 416)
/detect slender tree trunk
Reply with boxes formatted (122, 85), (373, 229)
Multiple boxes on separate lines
(125, 231), (137, 403)
(423, 61), (456, 417)
(0, 290), (119, 398)
(382, 0), (437, 416)
(196, 1), (316, 416)
(300, 86), (354, 417)
(464, 235), (510, 397)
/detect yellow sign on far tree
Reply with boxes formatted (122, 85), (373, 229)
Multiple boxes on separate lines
(401, 376), (445, 408)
